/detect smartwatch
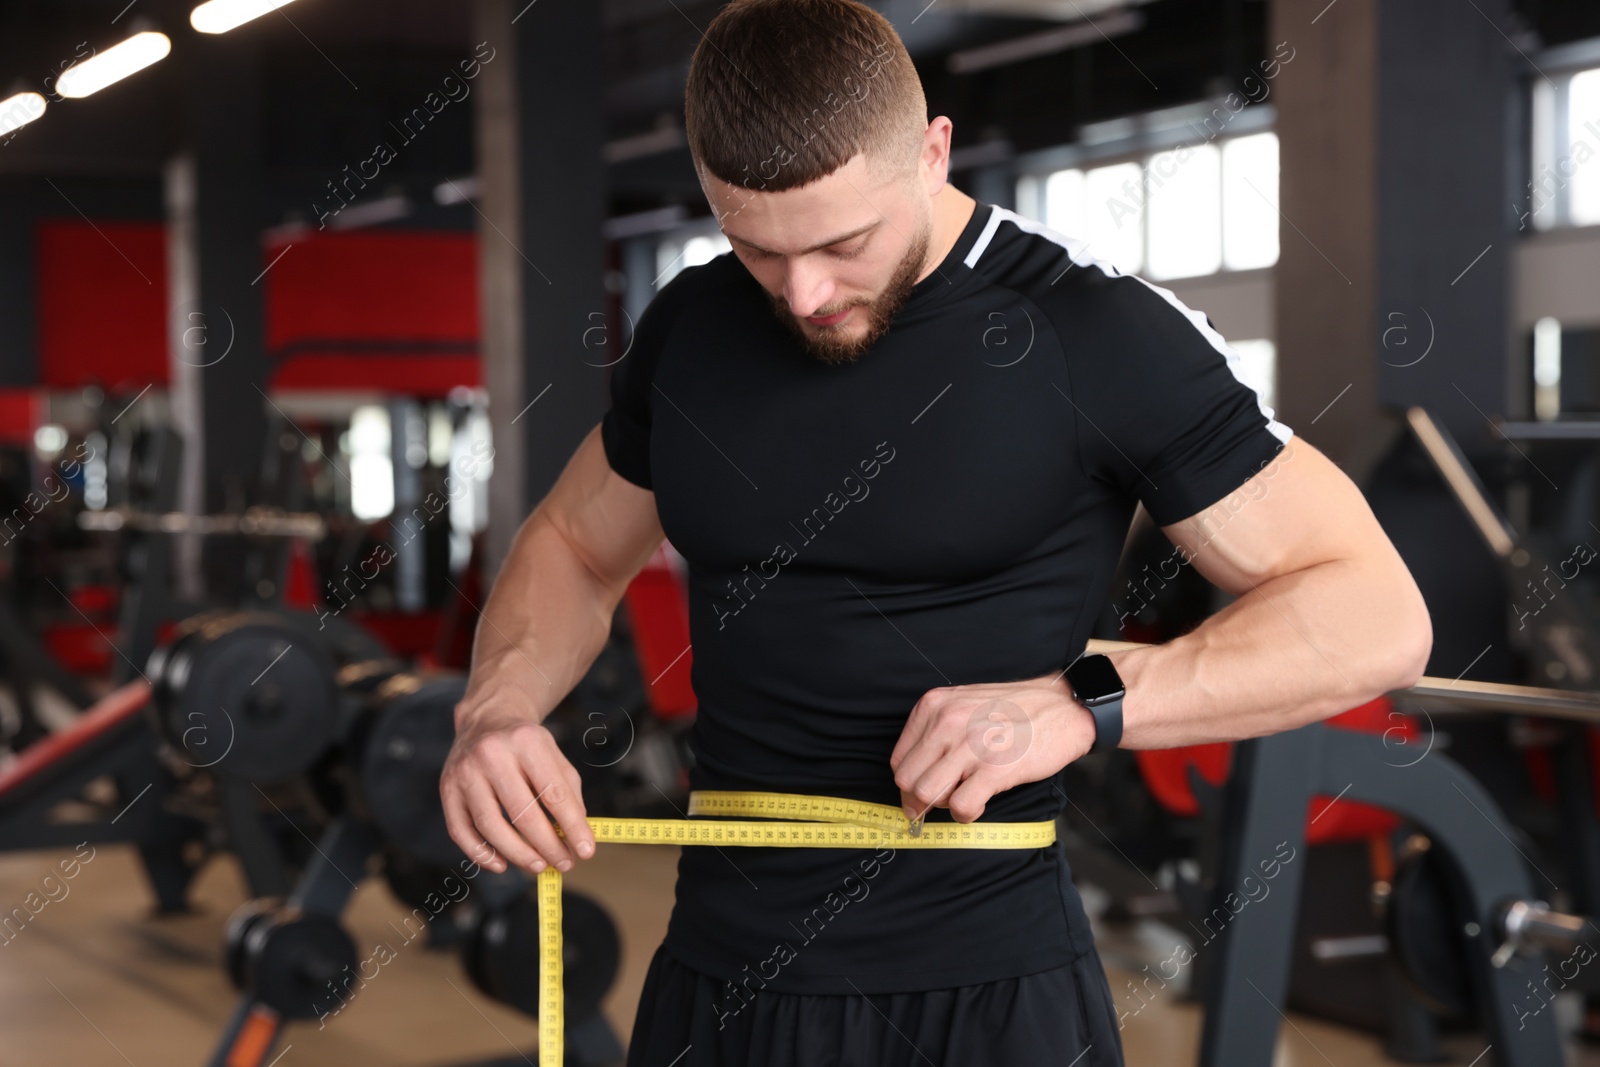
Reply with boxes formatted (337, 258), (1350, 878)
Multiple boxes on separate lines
(1064, 653), (1126, 754)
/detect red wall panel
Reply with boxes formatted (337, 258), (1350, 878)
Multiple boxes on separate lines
(264, 229), (480, 395)
(33, 224), (482, 396)
(263, 230), (479, 348)
(0, 388), (42, 446)
(36, 221), (168, 391)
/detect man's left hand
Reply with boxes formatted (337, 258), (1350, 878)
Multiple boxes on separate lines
(889, 671), (1098, 825)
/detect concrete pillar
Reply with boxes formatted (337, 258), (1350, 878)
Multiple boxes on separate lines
(167, 29), (270, 600)
(1269, 0), (1379, 475)
(473, 0), (609, 580)
(1372, 0), (1515, 456)
(1269, 0), (1514, 479)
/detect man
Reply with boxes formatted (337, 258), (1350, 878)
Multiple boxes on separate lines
(440, 0), (1433, 1063)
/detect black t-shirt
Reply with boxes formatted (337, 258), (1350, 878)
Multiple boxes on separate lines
(599, 200), (1293, 997)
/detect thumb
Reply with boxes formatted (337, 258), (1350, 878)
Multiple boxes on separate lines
(900, 788), (930, 825)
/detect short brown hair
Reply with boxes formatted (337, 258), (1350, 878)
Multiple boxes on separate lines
(684, 0), (928, 194)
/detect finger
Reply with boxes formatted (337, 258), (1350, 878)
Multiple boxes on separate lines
(899, 787), (935, 825)
(946, 766), (1001, 823)
(460, 773), (546, 872)
(489, 752), (578, 870)
(889, 690), (941, 770)
(557, 760), (597, 859)
(892, 718), (958, 807)
(901, 749), (969, 822)
(442, 778), (506, 873)
(516, 743), (593, 862)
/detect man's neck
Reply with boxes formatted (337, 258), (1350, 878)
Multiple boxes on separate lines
(917, 185), (978, 285)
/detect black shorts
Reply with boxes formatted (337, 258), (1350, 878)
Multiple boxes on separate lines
(624, 944), (1126, 1067)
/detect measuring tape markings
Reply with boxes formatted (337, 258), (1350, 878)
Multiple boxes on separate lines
(533, 790), (1058, 1066)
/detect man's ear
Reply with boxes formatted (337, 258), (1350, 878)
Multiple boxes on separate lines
(920, 117), (953, 196)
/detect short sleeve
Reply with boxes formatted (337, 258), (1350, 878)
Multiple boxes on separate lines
(599, 344), (653, 490)
(599, 269), (694, 490)
(1060, 273), (1294, 527)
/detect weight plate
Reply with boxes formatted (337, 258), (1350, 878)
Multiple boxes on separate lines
(463, 888), (620, 1023)
(272, 609), (393, 667)
(244, 908), (358, 1020)
(358, 673), (467, 866)
(381, 847), (464, 912)
(158, 613), (339, 781)
(1386, 840), (1472, 1018)
(224, 899), (279, 991)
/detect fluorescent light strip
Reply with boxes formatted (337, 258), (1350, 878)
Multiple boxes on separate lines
(55, 32), (171, 99)
(0, 92), (47, 136)
(329, 195), (412, 230)
(948, 10), (1143, 75)
(192, 0), (301, 35)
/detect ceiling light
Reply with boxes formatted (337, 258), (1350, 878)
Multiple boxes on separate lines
(948, 10), (1143, 74)
(191, 0), (301, 35)
(55, 32), (171, 99)
(0, 92), (47, 136)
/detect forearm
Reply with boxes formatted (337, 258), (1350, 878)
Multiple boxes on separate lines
(457, 512), (620, 730)
(1110, 555), (1431, 748)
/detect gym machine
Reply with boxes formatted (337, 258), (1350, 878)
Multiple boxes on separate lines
(145, 608), (369, 900)
(1166, 666), (1596, 1067)
(0, 602), (386, 913)
(1139, 405), (1600, 1066)
(203, 660), (626, 1067)
(0, 596), (97, 751)
(0, 679), (208, 914)
(0, 422), (263, 912)
(1406, 405), (1600, 1037)
(0, 421), (386, 908)
(1057, 396), (1600, 1063)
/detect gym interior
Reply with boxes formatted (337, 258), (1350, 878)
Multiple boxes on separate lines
(2, 0), (1600, 1064)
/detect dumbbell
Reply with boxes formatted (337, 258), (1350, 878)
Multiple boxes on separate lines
(338, 668), (468, 867)
(377, 845), (475, 950)
(224, 899), (358, 1020)
(461, 884), (621, 1025)
(147, 611), (340, 782)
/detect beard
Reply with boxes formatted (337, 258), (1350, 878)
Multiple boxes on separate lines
(763, 211), (933, 365)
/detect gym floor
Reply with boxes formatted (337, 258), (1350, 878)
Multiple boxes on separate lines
(2, 838), (1592, 1066)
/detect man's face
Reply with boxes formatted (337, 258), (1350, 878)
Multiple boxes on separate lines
(702, 148), (933, 365)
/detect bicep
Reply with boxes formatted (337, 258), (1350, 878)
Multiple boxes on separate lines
(1157, 435), (1387, 596)
(537, 424), (664, 604)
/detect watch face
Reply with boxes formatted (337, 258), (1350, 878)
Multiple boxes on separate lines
(1066, 654), (1125, 703)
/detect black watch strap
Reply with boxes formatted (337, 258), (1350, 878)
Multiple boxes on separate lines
(1086, 696), (1124, 753)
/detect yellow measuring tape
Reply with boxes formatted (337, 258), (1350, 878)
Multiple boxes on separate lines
(534, 789), (1058, 1066)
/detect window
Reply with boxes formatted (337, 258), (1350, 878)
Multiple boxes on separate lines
(1026, 132), (1279, 281)
(682, 234), (728, 267)
(1147, 143), (1221, 279)
(1569, 70), (1600, 226)
(1221, 133), (1280, 270)
(1228, 339), (1277, 414)
(347, 405), (394, 521)
(1533, 316), (1561, 421)
(1527, 65), (1600, 231)
(655, 230), (732, 289)
(1043, 168), (1087, 244)
(1085, 162), (1144, 275)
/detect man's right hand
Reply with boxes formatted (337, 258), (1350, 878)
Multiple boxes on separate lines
(438, 423), (662, 876)
(441, 696), (597, 876)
